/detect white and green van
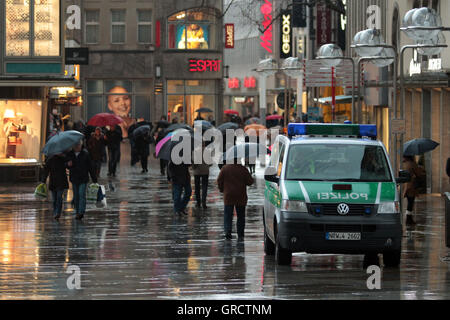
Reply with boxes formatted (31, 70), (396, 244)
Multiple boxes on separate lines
(263, 123), (410, 266)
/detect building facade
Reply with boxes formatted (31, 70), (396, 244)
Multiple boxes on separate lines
(0, 0), (72, 182)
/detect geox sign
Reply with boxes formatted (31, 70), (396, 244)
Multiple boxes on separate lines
(280, 10), (292, 59)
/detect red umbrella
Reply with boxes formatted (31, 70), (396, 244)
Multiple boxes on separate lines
(224, 109), (239, 115)
(87, 113), (123, 127)
(266, 114), (283, 120)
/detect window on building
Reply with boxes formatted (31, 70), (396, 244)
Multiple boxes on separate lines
(85, 80), (152, 126)
(167, 80), (217, 125)
(5, 0), (60, 57)
(111, 9), (126, 44)
(167, 8), (217, 50)
(85, 10), (100, 44)
(137, 10), (152, 44)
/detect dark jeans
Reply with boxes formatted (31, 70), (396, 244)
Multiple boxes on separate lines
(51, 189), (64, 216)
(72, 183), (87, 214)
(406, 196), (415, 212)
(194, 175), (208, 204)
(172, 182), (192, 213)
(140, 153), (148, 171)
(224, 205), (246, 237)
(93, 160), (102, 178)
(108, 146), (120, 175)
(160, 159), (168, 174)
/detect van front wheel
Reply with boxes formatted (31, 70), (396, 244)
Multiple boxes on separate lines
(275, 233), (292, 265)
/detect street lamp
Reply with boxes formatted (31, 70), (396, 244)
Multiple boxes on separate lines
(256, 58), (277, 126)
(316, 44), (356, 123)
(282, 57), (303, 126)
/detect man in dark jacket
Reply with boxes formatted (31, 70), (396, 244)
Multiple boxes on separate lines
(168, 161), (191, 216)
(217, 160), (254, 240)
(155, 128), (168, 175)
(67, 142), (98, 220)
(104, 125), (122, 177)
(135, 131), (152, 173)
(42, 153), (69, 220)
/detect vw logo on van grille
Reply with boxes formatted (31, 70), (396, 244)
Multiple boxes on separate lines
(337, 203), (350, 215)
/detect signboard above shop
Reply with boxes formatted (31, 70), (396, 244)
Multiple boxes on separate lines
(189, 59), (221, 72)
(280, 10), (292, 59)
(65, 48), (89, 65)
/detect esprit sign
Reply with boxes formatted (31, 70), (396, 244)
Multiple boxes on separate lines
(260, 0), (273, 53)
(280, 10), (292, 58)
(225, 24), (235, 49)
(189, 59), (221, 72)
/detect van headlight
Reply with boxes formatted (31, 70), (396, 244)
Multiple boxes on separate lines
(377, 201), (400, 214)
(281, 200), (308, 213)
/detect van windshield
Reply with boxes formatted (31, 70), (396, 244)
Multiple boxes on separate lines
(285, 144), (392, 182)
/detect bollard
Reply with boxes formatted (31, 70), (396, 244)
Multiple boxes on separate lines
(445, 193), (450, 248)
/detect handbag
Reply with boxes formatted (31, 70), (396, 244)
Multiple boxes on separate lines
(96, 185), (107, 208)
(34, 183), (47, 198)
(87, 183), (100, 201)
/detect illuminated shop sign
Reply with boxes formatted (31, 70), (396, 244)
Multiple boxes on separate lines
(228, 78), (240, 89)
(244, 77), (256, 88)
(280, 10), (292, 59)
(225, 24), (234, 49)
(189, 59), (221, 72)
(260, 0), (273, 53)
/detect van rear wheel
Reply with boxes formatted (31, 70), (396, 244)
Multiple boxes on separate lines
(275, 233), (292, 265)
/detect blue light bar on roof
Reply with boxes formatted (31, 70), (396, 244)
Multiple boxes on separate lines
(287, 123), (377, 138)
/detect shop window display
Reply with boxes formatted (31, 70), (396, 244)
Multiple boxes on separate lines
(0, 101), (42, 164)
(168, 8), (217, 50)
(6, 0), (60, 57)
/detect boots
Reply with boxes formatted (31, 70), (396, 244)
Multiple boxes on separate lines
(405, 211), (416, 225)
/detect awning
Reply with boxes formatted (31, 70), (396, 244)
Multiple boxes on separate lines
(0, 77), (77, 87)
(314, 95), (361, 105)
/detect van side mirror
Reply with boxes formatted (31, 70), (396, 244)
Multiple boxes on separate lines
(396, 170), (411, 184)
(264, 167), (279, 184)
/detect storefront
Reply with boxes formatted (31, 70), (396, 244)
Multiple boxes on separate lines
(223, 76), (258, 120)
(156, 5), (224, 125)
(0, 0), (66, 182)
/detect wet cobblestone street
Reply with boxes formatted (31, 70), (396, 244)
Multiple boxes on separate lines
(0, 143), (449, 299)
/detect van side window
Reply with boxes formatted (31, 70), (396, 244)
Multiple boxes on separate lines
(269, 140), (280, 168)
(277, 144), (286, 177)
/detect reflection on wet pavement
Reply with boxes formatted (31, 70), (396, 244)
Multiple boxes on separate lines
(0, 143), (449, 299)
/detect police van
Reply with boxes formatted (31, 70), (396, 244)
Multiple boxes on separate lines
(263, 123), (410, 266)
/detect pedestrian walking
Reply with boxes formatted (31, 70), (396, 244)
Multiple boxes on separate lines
(155, 127), (169, 175)
(192, 150), (211, 209)
(446, 157), (450, 184)
(66, 142), (98, 220)
(217, 160), (254, 241)
(403, 155), (421, 225)
(104, 125), (122, 177)
(168, 161), (191, 216)
(135, 130), (152, 173)
(42, 153), (69, 220)
(87, 127), (106, 178)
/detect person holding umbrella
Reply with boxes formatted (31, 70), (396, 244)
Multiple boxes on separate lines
(87, 127), (106, 179)
(402, 155), (421, 225)
(168, 159), (191, 216)
(133, 125), (153, 173)
(104, 124), (123, 177)
(66, 141), (98, 220)
(41, 153), (69, 220)
(41, 130), (85, 219)
(217, 145), (255, 241)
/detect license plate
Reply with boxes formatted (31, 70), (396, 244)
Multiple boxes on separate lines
(326, 232), (361, 240)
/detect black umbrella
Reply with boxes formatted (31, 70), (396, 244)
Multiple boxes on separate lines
(157, 129), (202, 161)
(196, 107), (213, 113)
(245, 117), (261, 125)
(163, 123), (193, 136)
(128, 121), (153, 138)
(403, 138), (439, 156)
(217, 122), (239, 133)
(156, 120), (170, 129)
(222, 143), (270, 162)
(132, 125), (151, 138)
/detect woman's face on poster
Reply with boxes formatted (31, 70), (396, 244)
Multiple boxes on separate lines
(108, 86), (131, 118)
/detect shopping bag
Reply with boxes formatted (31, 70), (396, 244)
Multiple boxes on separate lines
(87, 183), (100, 201)
(34, 183), (47, 199)
(96, 185), (107, 208)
